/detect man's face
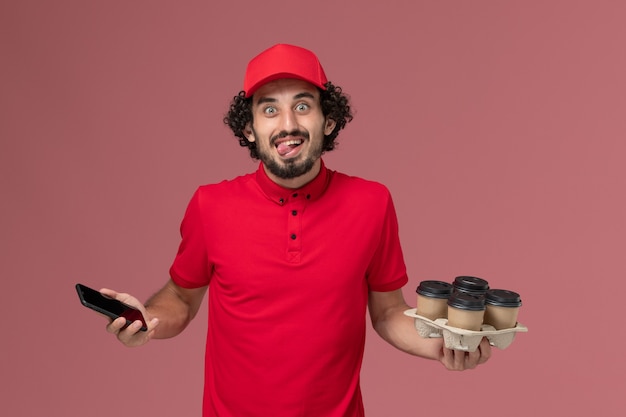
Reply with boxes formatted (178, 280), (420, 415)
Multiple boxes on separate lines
(246, 79), (335, 186)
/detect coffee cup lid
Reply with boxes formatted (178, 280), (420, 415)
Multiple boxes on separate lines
(453, 276), (490, 295)
(416, 280), (453, 299)
(447, 292), (486, 311)
(485, 289), (522, 307)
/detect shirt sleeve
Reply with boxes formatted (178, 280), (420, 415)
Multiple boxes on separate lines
(169, 188), (212, 288)
(366, 189), (409, 292)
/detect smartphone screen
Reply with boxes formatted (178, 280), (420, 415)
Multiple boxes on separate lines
(76, 283), (147, 331)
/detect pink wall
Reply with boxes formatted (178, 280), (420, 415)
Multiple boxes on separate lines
(2, 1), (625, 416)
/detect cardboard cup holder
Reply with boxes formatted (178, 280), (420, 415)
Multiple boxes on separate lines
(404, 308), (528, 352)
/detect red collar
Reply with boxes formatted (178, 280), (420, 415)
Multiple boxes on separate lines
(255, 159), (332, 205)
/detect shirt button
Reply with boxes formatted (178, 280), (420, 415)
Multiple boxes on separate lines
(306, 194), (311, 200)
(290, 234), (297, 240)
(279, 198), (284, 205)
(292, 193), (298, 198)
(292, 210), (298, 216)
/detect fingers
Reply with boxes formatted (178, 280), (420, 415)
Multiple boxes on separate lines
(440, 345), (465, 371)
(441, 348), (475, 371)
(441, 347), (468, 371)
(476, 337), (492, 365)
(106, 316), (159, 348)
(106, 316), (128, 334)
(465, 348), (481, 369)
(99, 288), (120, 299)
(440, 337), (492, 371)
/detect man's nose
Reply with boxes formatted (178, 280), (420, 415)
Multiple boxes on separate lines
(278, 110), (297, 131)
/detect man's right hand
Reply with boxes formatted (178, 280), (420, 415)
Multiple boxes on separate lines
(100, 288), (159, 347)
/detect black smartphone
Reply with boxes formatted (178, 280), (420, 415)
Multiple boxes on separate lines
(75, 283), (148, 331)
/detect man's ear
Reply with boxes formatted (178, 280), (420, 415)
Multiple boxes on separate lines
(324, 118), (337, 136)
(244, 124), (255, 142)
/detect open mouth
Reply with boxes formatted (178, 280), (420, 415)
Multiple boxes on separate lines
(275, 138), (304, 157)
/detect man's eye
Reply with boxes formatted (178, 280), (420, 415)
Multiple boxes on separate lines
(264, 106), (276, 114)
(296, 103), (309, 111)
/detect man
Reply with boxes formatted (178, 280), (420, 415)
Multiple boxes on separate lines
(102, 44), (491, 417)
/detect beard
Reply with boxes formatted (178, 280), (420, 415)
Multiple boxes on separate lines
(253, 128), (324, 180)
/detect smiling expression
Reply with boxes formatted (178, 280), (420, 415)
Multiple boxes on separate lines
(245, 79), (336, 188)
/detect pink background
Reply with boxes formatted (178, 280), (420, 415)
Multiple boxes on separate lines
(2, 1), (625, 416)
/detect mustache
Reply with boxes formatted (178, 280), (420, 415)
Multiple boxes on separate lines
(271, 130), (309, 144)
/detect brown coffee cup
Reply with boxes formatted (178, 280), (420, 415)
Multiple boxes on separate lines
(483, 289), (522, 330)
(446, 293), (485, 331)
(416, 280), (453, 320)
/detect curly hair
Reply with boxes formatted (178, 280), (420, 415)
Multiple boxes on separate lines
(223, 81), (353, 159)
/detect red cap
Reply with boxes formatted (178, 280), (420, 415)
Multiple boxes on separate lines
(243, 44), (328, 97)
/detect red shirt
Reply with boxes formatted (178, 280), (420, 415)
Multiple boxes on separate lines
(170, 160), (408, 417)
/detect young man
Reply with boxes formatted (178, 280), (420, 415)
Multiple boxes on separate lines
(102, 44), (491, 417)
